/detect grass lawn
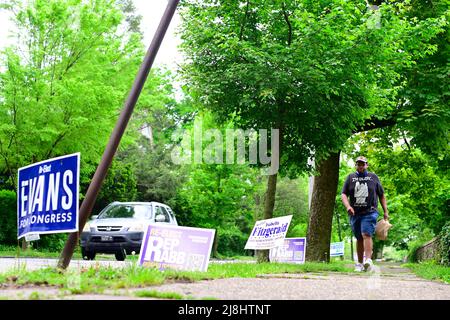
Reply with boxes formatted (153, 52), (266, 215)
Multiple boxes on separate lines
(0, 245), (128, 260)
(403, 261), (450, 284)
(0, 245), (83, 259)
(0, 259), (354, 297)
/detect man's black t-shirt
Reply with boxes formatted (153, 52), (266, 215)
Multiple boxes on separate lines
(342, 171), (384, 215)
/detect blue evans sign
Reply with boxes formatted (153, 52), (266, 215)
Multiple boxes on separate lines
(17, 153), (80, 239)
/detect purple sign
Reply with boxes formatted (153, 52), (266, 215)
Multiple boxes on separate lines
(138, 224), (215, 272)
(269, 237), (306, 264)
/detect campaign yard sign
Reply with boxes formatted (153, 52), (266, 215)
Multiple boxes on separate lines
(269, 237), (306, 264)
(139, 224), (215, 272)
(330, 241), (345, 257)
(17, 153), (80, 239)
(244, 215), (293, 250)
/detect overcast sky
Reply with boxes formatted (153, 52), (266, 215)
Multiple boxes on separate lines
(0, 0), (182, 70)
(134, 0), (182, 69)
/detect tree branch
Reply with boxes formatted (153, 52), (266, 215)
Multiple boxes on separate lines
(281, 2), (292, 46)
(353, 115), (397, 133)
(60, 32), (105, 79)
(239, 0), (251, 41)
(45, 132), (67, 159)
(402, 131), (411, 151)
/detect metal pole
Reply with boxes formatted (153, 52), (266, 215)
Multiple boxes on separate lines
(350, 235), (354, 262)
(57, 0), (180, 270)
(335, 210), (344, 260)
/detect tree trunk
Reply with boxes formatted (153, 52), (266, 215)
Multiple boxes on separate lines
(252, 177), (262, 258)
(254, 176), (262, 219)
(306, 152), (340, 262)
(256, 173), (278, 263)
(212, 231), (219, 258)
(335, 209), (343, 242)
(373, 239), (384, 260)
(21, 238), (28, 251)
(335, 209), (344, 260)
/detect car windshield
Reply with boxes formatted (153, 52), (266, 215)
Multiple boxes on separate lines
(98, 204), (151, 219)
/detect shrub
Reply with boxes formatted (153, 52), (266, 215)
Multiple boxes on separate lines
(0, 190), (17, 245)
(0, 189), (69, 251)
(35, 233), (68, 252)
(288, 223), (307, 238)
(93, 160), (137, 214)
(216, 226), (248, 257)
(407, 240), (425, 263)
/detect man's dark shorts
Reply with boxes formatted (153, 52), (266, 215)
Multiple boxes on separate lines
(350, 211), (378, 240)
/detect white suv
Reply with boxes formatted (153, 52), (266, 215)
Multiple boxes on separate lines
(80, 201), (178, 261)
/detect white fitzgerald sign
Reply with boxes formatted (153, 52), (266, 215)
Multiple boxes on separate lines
(244, 215), (293, 250)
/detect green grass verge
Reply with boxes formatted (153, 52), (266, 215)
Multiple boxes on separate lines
(134, 289), (184, 299)
(0, 259), (354, 297)
(0, 245), (83, 259)
(402, 261), (450, 284)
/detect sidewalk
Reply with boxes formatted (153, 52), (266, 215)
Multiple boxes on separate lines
(0, 261), (448, 300)
(134, 262), (450, 300)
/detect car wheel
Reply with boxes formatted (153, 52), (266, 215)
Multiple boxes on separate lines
(115, 249), (126, 261)
(81, 247), (96, 260)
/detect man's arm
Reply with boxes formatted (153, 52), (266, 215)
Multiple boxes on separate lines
(341, 193), (354, 216)
(380, 194), (389, 220)
(376, 176), (389, 220)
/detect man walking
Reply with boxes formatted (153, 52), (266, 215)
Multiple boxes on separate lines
(341, 156), (389, 272)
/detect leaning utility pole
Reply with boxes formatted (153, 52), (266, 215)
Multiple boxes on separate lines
(57, 0), (180, 270)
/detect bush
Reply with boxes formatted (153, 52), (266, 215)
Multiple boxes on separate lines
(438, 221), (450, 266)
(93, 160), (138, 214)
(0, 189), (69, 251)
(35, 233), (68, 252)
(382, 246), (408, 262)
(407, 240), (425, 263)
(288, 223), (307, 237)
(407, 222), (450, 265)
(216, 226), (249, 257)
(0, 190), (17, 245)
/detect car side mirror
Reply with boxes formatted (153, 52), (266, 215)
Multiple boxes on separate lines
(91, 215), (98, 220)
(155, 214), (166, 222)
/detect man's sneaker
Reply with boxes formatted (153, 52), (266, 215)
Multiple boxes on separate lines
(354, 263), (364, 272)
(363, 258), (374, 272)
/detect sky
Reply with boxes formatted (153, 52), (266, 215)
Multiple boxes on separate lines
(0, 0), (183, 70)
(133, 0), (182, 70)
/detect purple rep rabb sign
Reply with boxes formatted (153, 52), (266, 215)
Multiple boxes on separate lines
(269, 237), (306, 264)
(139, 224), (215, 272)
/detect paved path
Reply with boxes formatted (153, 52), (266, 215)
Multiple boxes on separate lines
(0, 257), (134, 273)
(145, 267), (450, 300)
(121, 262), (449, 300)
(0, 259), (448, 300)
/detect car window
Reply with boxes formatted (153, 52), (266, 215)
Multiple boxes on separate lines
(155, 206), (170, 223)
(165, 207), (176, 224)
(161, 207), (173, 223)
(98, 204), (151, 219)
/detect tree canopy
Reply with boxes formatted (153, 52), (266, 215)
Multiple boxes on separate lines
(0, 0), (146, 188)
(0, 0), (447, 262)
(179, 0), (446, 173)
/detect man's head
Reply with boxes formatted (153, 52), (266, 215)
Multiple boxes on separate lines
(355, 156), (368, 173)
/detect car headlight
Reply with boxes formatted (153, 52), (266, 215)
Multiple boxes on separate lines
(82, 223), (91, 232)
(128, 224), (145, 232)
